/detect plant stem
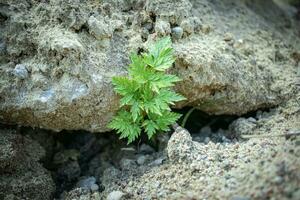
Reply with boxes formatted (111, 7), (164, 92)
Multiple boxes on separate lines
(181, 107), (196, 128)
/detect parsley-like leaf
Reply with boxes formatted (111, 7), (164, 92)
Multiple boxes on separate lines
(108, 37), (186, 144)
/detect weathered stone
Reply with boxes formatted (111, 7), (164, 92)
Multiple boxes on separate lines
(0, 129), (55, 200)
(0, 0), (299, 132)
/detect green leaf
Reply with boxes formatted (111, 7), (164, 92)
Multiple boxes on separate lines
(147, 37), (175, 71)
(108, 110), (141, 144)
(149, 73), (182, 91)
(120, 94), (134, 106)
(131, 101), (141, 122)
(143, 119), (159, 139)
(154, 111), (182, 131)
(108, 37), (186, 144)
(112, 77), (139, 96)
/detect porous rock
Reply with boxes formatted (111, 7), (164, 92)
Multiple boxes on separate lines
(0, 129), (55, 200)
(0, 0), (299, 132)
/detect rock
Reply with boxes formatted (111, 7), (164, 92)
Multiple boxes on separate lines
(53, 149), (80, 165)
(154, 19), (171, 36)
(231, 196), (251, 200)
(88, 16), (113, 40)
(64, 188), (101, 200)
(0, 128), (55, 200)
(119, 158), (136, 170)
(167, 127), (195, 163)
(13, 64), (28, 79)
(229, 118), (257, 135)
(139, 144), (155, 154)
(107, 190), (125, 200)
(224, 32), (234, 41)
(0, 0), (298, 132)
(57, 161), (81, 182)
(171, 27), (183, 40)
(0, 130), (25, 173)
(149, 157), (165, 166)
(77, 176), (97, 190)
(90, 184), (99, 192)
(180, 19), (194, 35)
(137, 155), (147, 165)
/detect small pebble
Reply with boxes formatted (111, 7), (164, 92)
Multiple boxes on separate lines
(77, 176), (96, 190)
(224, 32), (233, 41)
(107, 190), (124, 200)
(137, 155), (146, 165)
(204, 137), (210, 144)
(231, 196), (250, 200)
(171, 27), (183, 40)
(150, 157), (164, 166)
(90, 183), (99, 192)
(139, 144), (155, 154)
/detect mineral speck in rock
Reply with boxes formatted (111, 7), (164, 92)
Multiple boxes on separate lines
(107, 190), (125, 200)
(39, 89), (55, 103)
(13, 64), (28, 79)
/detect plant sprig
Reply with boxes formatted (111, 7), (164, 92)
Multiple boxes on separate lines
(108, 37), (186, 144)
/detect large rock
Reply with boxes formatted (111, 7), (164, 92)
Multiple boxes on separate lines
(0, 0), (299, 132)
(0, 129), (55, 200)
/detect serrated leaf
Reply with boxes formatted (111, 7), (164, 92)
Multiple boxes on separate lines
(131, 101), (140, 122)
(143, 119), (159, 139)
(149, 73), (182, 91)
(147, 37), (175, 71)
(112, 77), (139, 96)
(120, 94), (134, 106)
(108, 110), (141, 144)
(109, 37), (186, 144)
(154, 111), (182, 131)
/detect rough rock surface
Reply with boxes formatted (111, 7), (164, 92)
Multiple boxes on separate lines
(0, 0), (299, 132)
(0, 129), (55, 200)
(100, 95), (300, 199)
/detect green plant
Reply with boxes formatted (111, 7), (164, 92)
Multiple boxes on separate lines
(108, 37), (186, 144)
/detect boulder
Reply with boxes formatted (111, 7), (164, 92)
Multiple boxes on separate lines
(0, 129), (55, 200)
(0, 0), (299, 132)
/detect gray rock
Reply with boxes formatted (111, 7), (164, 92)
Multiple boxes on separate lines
(119, 158), (136, 170)
(180, 19), (194, 34)
(150, 157), (165, 166)
(0, 0), (298, 133)
(107, 190), (124, 200)
(77, 176), (97, 190)
(139, 144), (155, 154)
(0, 41), (6, 54)
(154, 19), (171, 36)
(88, 16), (112, 40)
(13, 64), (28, 79)
(167, 127), (195, 163)
(171, 27), (183, 40)
(0, 128), (55, 200)
(229, 118), (257, 135)
(231, 196), (250, 200)
(137, 155), (147, 165)
(90, 184), (99, 192)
